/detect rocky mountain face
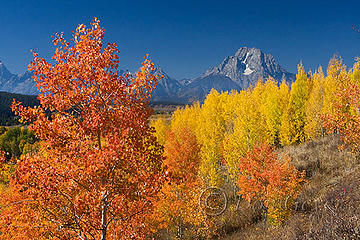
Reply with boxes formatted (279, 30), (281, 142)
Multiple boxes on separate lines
(154, 47), (295, 103)
(202, 47), (295, 89)
(0, 62), (37, 95)
(0, 47), (296, 103)
(150, 68), (181, 102)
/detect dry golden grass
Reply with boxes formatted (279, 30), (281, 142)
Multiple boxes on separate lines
(221, 135), (360, 240)
(152, 135), (360, 239)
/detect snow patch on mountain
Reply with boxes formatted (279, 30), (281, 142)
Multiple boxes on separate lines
(243, 66), (254, 75)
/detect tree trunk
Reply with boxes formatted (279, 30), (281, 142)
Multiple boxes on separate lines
(101, 194), (108, 240)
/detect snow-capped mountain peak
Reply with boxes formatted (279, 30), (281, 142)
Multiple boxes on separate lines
(0, 47), (295, 103)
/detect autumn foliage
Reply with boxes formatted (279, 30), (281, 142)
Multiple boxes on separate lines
(0, 18), (165, 240)
(0, 17), (360, 240)
(149, 126), (211, 239)
(149, 56), (360, 234)
(322, 60), (360, 154)
(236, 143), (305, 225)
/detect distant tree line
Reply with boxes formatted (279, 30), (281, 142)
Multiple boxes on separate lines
(0, 126), (39, 161)
(0, 92), (39, 125)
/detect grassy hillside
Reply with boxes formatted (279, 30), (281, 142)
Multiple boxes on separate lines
(221, 136), (360, 239)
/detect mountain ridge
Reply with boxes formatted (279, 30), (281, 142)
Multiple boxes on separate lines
(0, 47), (296, 103)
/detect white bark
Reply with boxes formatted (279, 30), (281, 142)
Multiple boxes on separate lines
(101, 193), (108, 240)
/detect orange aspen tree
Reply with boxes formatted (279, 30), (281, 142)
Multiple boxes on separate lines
(0, 18), (165, 240)
(322, 61), (360, 154)
(150, 126), (210, 239)
(236, 143), (305, 225)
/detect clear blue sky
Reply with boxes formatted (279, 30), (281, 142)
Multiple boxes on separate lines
(0, 0), (359, 79)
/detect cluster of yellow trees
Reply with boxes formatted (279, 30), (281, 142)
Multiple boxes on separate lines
(154, 58), (356, 183)
(150, 57), (360, 236)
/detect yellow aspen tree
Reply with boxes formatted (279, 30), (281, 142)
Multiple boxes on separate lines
(222, 91), (249, 179)
(150, 117), (169, 146)
(350, 59), (360, 84)
(223, 81), (266, 178)
(261, 77), (282, 145)
(170, 102), (200, 133)
(322, 57), (347, 119)
(287, 64), (313, 143)
(196, 89), (228, 187)
(219, 90), (239, 179)
(305, 67), (325, 140)
(221, 90), (238, 134)
(247, 80), (267, 145)
(279, 81), (292, 145)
